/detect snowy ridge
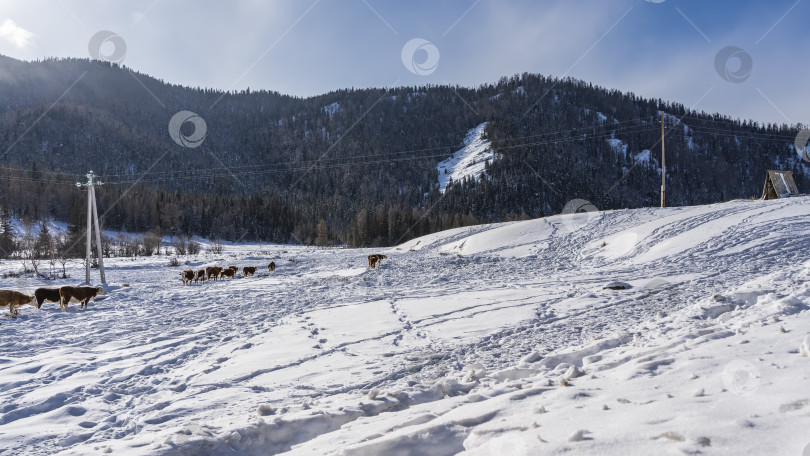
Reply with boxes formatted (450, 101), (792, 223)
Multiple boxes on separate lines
(1, 198), (809, 455)
(437, 123), (499, 193)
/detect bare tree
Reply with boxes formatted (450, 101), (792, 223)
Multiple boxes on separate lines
(208, 239), (224, 254)
(187, 239), (201, 255)
(143, 230), (162, 256)
(55, 233), (70, 279)
(19, 226), (35, 275)
(173, 235), (187, 255)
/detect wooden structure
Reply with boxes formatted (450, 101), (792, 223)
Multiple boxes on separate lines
(761, 170), (799, 200)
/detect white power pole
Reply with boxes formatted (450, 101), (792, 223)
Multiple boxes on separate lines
(85, 178), (91, 283)
(91, 185), (106, 284)
(76, 171), (106, 284)
(661, 113), (666, 208)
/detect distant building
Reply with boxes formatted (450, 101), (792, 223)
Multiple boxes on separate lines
(761, 170), (800, 200)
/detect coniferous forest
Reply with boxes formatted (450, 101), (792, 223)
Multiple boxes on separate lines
(0, 55), (806, 255)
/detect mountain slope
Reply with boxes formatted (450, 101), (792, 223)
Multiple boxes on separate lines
(0, 56), (807, 246)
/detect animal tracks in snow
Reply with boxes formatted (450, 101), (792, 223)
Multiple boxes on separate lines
(1, 198), (809, 455)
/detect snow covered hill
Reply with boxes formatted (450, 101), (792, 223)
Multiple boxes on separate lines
(1, 197), (809, 455)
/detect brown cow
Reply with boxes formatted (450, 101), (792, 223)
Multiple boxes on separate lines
(368, 254), (388, 268)
(34, 288), (62, 309)
(180, 270), (195, 285)
(221, 268), (235, 279)
(268, 261), (275, 272)
(195, 269), (206, 284)
(0, 290), (36, 316)
(59, 286), (107, 310)
(228, 266), (239, 273)
(206, 266), (222, 281)
(243, 266), (256, 277)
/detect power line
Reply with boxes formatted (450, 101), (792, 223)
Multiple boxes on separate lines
(105, 125), (658, 185)
(103, 121), (659, 181)
(0, 117), (801, 187)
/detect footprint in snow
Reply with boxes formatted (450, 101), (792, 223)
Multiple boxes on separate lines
(66, 406), (87, 416)
(568, 430), (591, 442)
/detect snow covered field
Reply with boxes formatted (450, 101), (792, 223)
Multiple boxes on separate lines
(1, 197), (809, 455)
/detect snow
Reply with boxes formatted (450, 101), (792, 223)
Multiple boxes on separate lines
(606, 137), (627, 155)
(437, 123), (500, 193)
(684, 123), (696, 151)
(6, 218), (67, 239)
(2, 197), (810, 455)
(322, 102), (340, 119)
(658, 110), (698, 151)
(4, 217), (216, 253)
(633, 149), (652, 166)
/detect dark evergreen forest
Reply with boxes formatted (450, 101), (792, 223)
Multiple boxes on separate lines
(0, 55), (805, 254)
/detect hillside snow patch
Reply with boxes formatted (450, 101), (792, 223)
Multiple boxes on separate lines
(438, 122), (499, 193)
(323, 102), (340, 118)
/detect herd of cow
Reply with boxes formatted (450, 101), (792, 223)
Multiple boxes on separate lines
(1, 254), (389, 317)
(180, 255), (387, 285)
(180, 262), (276, 285)
(0, 286), (107, 316)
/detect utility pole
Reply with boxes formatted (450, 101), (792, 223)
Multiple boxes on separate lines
(661, 113), (666, 208)
(76, 171), (106, 284)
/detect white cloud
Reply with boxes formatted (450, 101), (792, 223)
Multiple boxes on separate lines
(0, 19), (33, 48)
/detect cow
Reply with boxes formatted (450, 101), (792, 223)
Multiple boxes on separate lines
(206, 266), (222, 281)
(243, 266), (256, 277)
(0, 290), (36, 316)
(59, 286), (107, 310)
(368, 254), (388, 268)
(228, 266), (239, 273)
(180, 270), (195, 285)
(268, 261), (275, 272)
(195, 269), (207, 284)
(221, 268), (235, 279)
(34, 288), (62, 309)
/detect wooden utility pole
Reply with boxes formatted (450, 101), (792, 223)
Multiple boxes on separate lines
(77, 171), (106, 284)
(661, 113), (666, 208)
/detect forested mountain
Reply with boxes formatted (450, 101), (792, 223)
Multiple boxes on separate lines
(0, 54), (806, 249)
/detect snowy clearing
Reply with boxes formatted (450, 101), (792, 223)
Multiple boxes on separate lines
(1, 197), (809, 455)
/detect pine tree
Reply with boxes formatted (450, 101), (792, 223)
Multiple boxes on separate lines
(66, 201), (84, 257)
(315, 219), (329, 247)
(34, 220), (53, 259)
(0, 199), (14, 259)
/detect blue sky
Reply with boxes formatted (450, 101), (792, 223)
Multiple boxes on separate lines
(0, 0), (807, 125)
